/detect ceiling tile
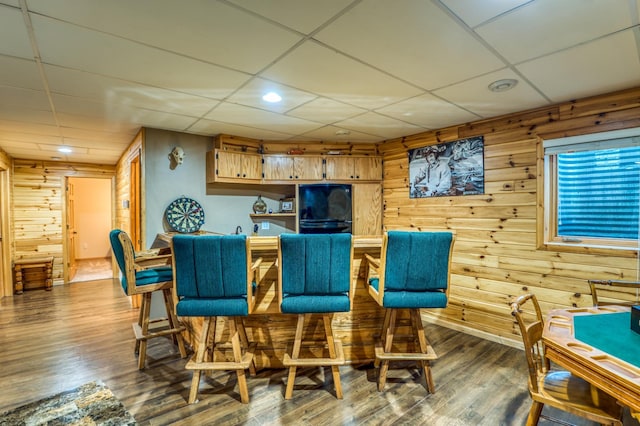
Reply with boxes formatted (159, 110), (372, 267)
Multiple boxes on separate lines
(0, 4), (33, 59)
(30, 14), (252, 100)
(0, 86), (50, 110)
(55, 103), (199, 134)
(262, 41), (423, 109)
(45, 65), (218, 117)
(0, 104), (55, 125)
(59, 127), (136, 144)
(439, 0), (531, 28)
(204, 102), (324, 135)
(188, 118), (293, 141)
(335, 111), (425, 139)
(287, 97), (365, 124)
(226, 78), (317, 114)
(433, 69), (549, 118)
(301, 125), (382, 143)
(477, 0), (634, 63)
(0, 56), (42, 89)
(517, 30), (640, 102)
(375, 93), (479, 129)
(27, 0), (302, 74)
(227, 0), (354, 34)
(314, 0), (505, 90)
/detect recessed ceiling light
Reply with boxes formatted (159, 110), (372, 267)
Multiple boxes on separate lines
(51, 156), (62, 161)
(58, 146), (72, 153)
(262, 92), (282, 103)
(488, 79), (518, 92)
(335, 129), (351, 136)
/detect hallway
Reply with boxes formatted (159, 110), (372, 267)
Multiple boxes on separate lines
(70, 257), (112, 283)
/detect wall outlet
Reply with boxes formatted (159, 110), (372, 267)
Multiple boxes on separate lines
(261, 221), (269, 230)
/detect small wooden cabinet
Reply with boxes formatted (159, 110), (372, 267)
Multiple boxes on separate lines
(263, 155), (323, 182)
(208, 149), (262, 183)
(325, 156), (382, 181)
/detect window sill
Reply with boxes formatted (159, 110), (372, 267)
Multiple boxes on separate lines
(540, 241), (638, 258)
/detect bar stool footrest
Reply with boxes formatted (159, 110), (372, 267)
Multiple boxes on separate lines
(284, 341), (346, 367)
(374, 341), (438, 361)
(132, 321), (186, 341)
(186, 343), (256, 371)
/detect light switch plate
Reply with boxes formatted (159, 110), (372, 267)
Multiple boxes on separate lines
(261, 221), (269, 230)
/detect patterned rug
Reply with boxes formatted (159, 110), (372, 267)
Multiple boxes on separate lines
(0, 381), (137, 425)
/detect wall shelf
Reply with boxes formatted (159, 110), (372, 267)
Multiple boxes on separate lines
(250, 213), (296, 218)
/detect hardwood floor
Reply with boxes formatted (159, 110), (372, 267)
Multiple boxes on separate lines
(1, 279), (637, 425)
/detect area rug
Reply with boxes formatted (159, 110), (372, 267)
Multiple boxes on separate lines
(0, 380), (137, 425)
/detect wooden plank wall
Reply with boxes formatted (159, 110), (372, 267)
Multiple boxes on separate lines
(379, 86), (640, 346)
(114, 131), (142, 234)
(11, 160), (115, 285)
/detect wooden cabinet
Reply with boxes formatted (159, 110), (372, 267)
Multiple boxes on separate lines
(263, 155), (323, 182)
(325, 156), (382, 181)
(207, 149), (262, 183)
(352, 184), (382, 235)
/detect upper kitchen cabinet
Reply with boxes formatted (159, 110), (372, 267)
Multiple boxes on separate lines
(263, 155), (324, 182)
(325, 156), (382, 181)
(206, 149), (262, 183)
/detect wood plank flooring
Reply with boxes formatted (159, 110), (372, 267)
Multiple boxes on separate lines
(1, 279), (638, 425)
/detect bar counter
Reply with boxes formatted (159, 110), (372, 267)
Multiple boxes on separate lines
(165, 234), (384, 369)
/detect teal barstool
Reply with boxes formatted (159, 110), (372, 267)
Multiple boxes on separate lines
(172, 234), (261, 404)
(109, 229), (187, 370)
(278, 233), (354, 399)
(365, 230), (455, 392)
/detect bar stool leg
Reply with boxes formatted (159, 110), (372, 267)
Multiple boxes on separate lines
(138, 293), (152, 370)
(323, 314), (343, 399)
(230, 318), (250, 404)
(237, 319), (256, 376)
(377, 309), (397, 391)
(411, 308), (435, 393)
(285, 314), (306, 400)
(189, 316), (213, 404)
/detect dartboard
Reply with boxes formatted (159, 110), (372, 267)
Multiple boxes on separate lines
(165, 197), (205, 233)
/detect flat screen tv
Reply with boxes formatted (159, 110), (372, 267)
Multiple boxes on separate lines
(298, 184), (352, 234)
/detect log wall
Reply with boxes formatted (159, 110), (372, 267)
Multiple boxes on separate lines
(379, 86), (640, 346)
(11, 160), (115, 285)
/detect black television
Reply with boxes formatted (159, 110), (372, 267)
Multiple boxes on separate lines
(298, 184), (352, 234)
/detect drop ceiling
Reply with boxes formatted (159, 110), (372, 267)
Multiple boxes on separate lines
(0, 0), (639, 165)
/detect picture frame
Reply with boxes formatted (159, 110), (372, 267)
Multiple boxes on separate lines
(408, 136), (484, 198)
(279, 197), (295, 213)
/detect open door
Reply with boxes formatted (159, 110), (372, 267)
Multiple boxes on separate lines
(66, 179), (77, 281)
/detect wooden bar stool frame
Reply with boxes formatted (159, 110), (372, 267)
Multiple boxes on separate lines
(277, 234), (354, 400)
(172, 234), (262, 404)
(365, 231), (455, 392)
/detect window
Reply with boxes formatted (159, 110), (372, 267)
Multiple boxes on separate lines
(542, 127), (640, 252)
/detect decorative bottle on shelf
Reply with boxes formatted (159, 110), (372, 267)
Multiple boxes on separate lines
(253, 195), (267, 214)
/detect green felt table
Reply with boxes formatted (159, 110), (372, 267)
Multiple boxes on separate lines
(574, 311), (640, 368)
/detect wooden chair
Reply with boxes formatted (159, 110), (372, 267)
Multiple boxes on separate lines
(511, 293), (623, 425)
(365, 230), (454, 392)
(109, 229), (187, 370)
(278, 233), (354, 400)
(588, 279), (640, 306)
(172, 234), (262, 404)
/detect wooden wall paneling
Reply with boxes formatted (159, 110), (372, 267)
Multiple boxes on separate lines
(379, 86), (640, 347)
(0, 149), (11, 297)
(11, 159), (115, 287)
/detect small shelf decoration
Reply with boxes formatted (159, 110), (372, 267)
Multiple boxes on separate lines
(279, 197), (295, 213)
(165, 196), (205, 233)
(252, 195), (268, 214)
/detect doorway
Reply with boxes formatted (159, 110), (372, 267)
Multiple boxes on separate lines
(66, 177), (113, 283)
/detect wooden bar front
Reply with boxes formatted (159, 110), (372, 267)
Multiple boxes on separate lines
(177, 235), (383, 369)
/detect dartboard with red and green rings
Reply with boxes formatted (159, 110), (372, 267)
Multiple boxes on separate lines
(165, 197), (205, 233)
